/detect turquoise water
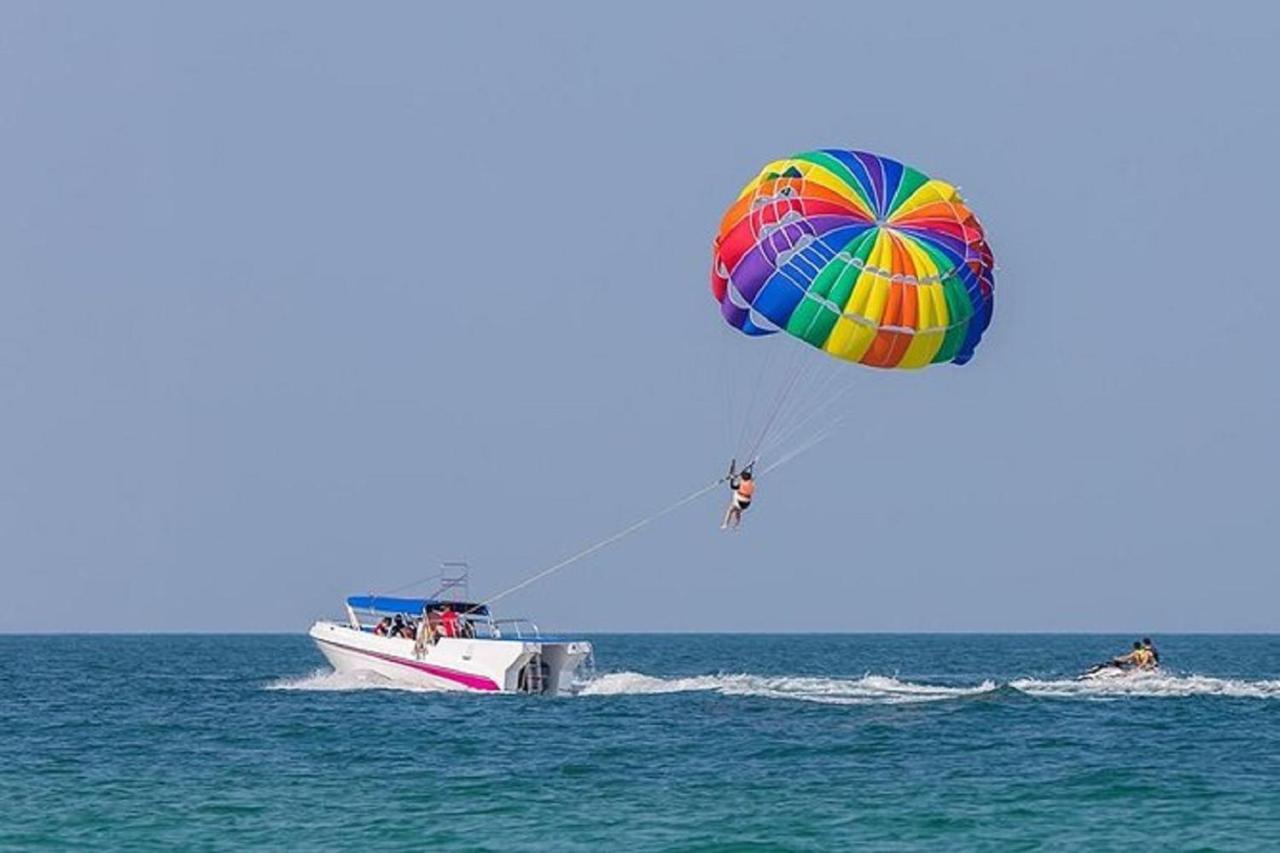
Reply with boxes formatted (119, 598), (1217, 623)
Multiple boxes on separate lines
(3, 634), (1279, 850)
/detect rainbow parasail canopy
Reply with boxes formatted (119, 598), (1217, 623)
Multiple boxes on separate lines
(711, 149), (994, 369)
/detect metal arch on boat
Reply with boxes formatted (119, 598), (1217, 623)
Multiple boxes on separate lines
(710, 149), (995, 369)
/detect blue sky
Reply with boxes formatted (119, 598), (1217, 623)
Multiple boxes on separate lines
(3, 2), (1277, 632)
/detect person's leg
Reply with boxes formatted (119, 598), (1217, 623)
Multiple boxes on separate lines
(722, 504), (734, 529)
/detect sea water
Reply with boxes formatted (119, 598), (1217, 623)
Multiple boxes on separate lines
(2, 634), (1279, 849)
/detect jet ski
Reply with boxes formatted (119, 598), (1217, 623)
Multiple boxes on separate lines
(1078, 661), (1159, 681)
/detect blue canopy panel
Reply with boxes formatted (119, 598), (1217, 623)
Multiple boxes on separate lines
(346, 596), (489, 616)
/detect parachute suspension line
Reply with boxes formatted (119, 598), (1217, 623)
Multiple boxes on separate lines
(744, 345), (810, 463)
(758, 362), (845, 457)
(734, 342), (780, 458)
(759, 416), (848, 476)
(723, 344), (737, 454)
(759, 376), (858, 460)
(716, 329), (740, 456)
(742, 338), (843, 467)
(480, 478), (725, 610)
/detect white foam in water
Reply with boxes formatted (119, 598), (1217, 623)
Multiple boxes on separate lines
(267, 668), (1280, 701)
(1010, 671), (1280, 700)
(266, 668), (442, 693)
(578, 672), (998, 705)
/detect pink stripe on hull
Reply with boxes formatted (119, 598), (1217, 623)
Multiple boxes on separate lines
(316, 637), (500, 691)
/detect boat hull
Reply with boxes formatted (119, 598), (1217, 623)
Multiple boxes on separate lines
(308, 621), (591, 695)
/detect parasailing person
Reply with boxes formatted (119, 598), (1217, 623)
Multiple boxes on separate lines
(720, 461), (756, 530)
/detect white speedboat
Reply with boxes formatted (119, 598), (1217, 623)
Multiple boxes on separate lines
(309, 595), (593, 695)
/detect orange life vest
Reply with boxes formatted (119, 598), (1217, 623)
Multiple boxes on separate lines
(737, 480), (755, 500)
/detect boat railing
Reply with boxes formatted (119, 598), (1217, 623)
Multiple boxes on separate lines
(488, 618), (542, 640)
(340, 612), (542, 641)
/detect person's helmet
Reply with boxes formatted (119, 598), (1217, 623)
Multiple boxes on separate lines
(1142, 637), (1153, 645)
(741, 470), (753, 480)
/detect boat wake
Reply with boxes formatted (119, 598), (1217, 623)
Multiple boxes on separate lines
(578, 671), (998, 705)
(267, 669), (1280, 702)
(1010, 672), (1280, 699)
(266, 668), (441, 693)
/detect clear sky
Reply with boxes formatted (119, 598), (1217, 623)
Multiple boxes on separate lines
(3, 2), (1277, 633)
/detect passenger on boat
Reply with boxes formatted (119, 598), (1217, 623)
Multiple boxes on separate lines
(372, 617), (392, 636)
(1111, 641), (1141, 667)
(440, 604), (460, 638)
(1142, 637), (1160, 666)
(1113, 640), (1157, 670)
(414, 617), (431, 657)
(397, 618), (416, 639)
